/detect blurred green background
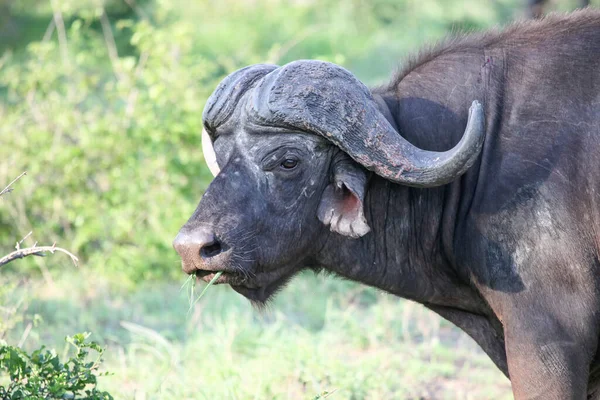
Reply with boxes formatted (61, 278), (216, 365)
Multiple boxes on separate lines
(0, 0), (593, 398)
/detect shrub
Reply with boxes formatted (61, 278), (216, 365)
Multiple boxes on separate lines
(0, 0), (518, 283)
(0, 172), (112, 399)
(0, 333), (113, 400)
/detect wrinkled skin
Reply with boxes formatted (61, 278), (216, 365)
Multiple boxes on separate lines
(175, 11), (600, 399)
(179, 117), (334, 302)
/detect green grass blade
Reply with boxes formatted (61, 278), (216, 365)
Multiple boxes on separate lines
(187, 271), (223, 315)
(180, 274), (194, 291)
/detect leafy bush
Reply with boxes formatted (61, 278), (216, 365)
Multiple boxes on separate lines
(0, 0), (521, 284)
(0, 1), (218, 283)
(0, 332), (112, 400)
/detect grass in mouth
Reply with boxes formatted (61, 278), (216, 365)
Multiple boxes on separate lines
(181, 271), (223, 314)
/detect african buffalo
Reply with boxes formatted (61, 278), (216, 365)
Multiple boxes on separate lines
(174, 10), (600, 399)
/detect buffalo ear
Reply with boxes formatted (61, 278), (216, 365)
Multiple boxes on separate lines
(317, 160), (370, 238)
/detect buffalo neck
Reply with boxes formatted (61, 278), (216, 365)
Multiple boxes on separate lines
(316, 177), (486, 314)
(316, 55), (491, 314)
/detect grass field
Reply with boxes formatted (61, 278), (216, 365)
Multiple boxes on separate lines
(2, 269), (512, 399)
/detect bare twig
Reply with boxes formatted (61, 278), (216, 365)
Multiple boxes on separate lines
(1, 177), (56, 284)
(268, 26), (321, 64)
(100, 9), (124, 81)
(0, 172), (27, 198)
(124, 0), (149, 21)
(50, 0), (69, 66)
(17, 322), (33, 348)
(1, 174), (77, 284)
(125, 51), (149, 120)
(16, 231), (33, 250)
(0, 243), (79, 268)
(42, 18), (56, 42)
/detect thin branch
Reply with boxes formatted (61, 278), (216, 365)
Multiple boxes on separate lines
(15, 231), (33, 250)
(123, 0), (149, 21)
(0, 172), (27, 198)
(125, 51), (149, 120)
(42, 18), (56, 42)
(268, 26), (321, 64)
(100, 9), (123, 80)
(50, 0), (69, 67)
(17, 322), (33, 348)
(0, 243), (79, 268)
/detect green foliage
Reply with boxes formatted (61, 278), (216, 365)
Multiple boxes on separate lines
(0, 332), (112, 400)
(0, 1), (218, 283)
(0, 0), (524, 284)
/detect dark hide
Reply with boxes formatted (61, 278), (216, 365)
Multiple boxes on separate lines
(175, 10), (600, 399)
(204, 60), (485, 187)
(528, 0), (590, 19)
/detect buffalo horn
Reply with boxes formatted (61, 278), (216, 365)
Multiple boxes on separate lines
(201, 64), (278, 177)
(247, 60), (485, 187)
(202, 128), (220, 177)
(203, 60), (485, 187)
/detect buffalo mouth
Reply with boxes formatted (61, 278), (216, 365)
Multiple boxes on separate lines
(195, 265), (296, 303)
(195, 270), (255, 287)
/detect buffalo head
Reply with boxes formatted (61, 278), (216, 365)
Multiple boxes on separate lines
(173, 60), (484, 303)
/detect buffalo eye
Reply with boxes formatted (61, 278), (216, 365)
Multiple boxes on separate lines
(280, 158), (298, 170)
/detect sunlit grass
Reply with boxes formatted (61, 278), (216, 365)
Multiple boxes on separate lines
(2, 271), (512, 399)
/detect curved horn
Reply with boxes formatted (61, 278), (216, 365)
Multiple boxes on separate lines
(202, 128), (220, 177)
(247, 60), (485, 187)
(203, 64), (278, 135)
(202, 64), (278, 178)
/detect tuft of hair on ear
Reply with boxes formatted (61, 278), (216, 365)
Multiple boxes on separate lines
(317, 157), (370, 238)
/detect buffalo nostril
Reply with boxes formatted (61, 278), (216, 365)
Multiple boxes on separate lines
(200, 239), (223, 259)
